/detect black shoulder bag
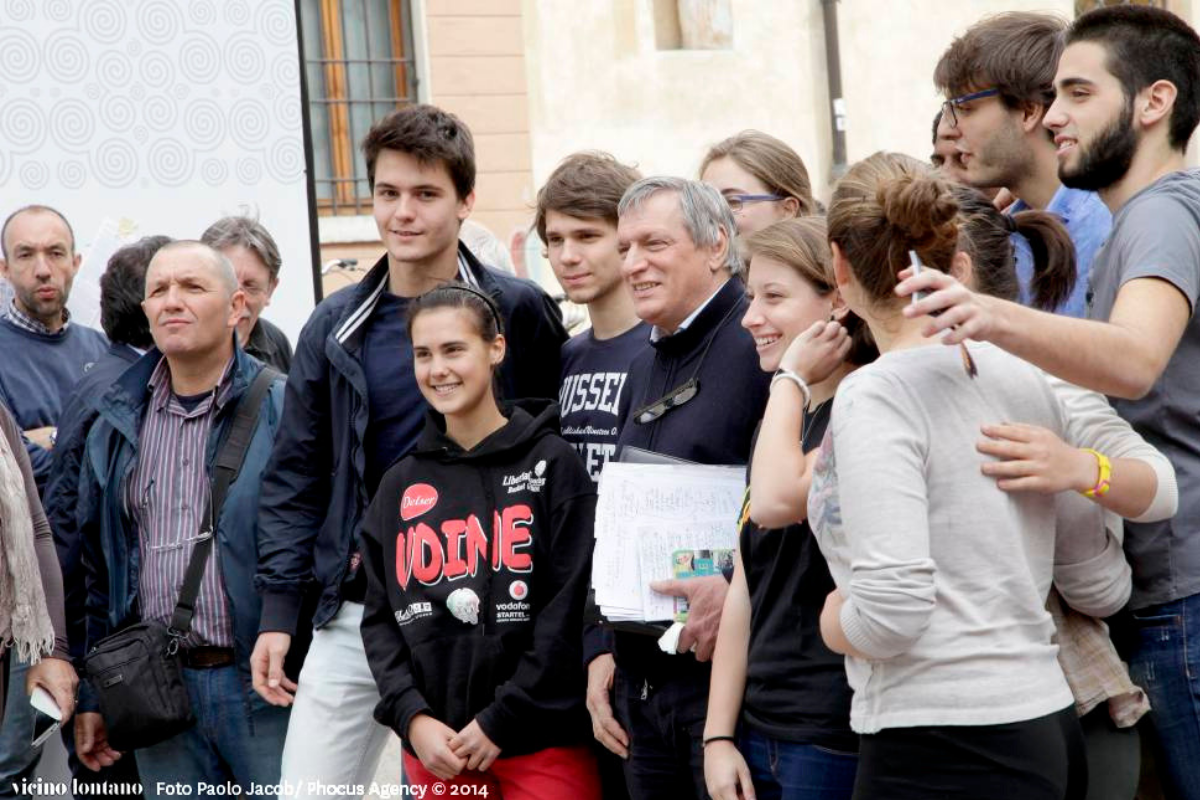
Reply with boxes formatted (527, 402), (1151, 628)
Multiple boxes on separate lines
(84, 368), (279, 752)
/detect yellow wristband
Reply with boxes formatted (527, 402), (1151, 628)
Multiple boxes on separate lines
(1081, 448), (1112, 498)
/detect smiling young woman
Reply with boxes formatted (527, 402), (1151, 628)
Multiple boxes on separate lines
(359, 283), (602, 799)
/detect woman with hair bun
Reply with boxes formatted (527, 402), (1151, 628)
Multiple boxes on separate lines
(805, 152), (1123, 799)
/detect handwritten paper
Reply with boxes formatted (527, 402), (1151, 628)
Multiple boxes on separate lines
(593, 462), (744, 622)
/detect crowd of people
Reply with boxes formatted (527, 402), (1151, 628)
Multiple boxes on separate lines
(2, 4), (1200, 800)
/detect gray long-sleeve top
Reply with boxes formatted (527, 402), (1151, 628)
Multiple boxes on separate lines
(0, 403), (69, 723)
(809, 342), (1098, 734)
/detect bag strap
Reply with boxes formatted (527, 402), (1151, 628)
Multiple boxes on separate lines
(169, 367), (281, 639)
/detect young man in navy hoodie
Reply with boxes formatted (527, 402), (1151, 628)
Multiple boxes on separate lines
(252, 104), (566, 794)
(536, 152), (647, 482)
(589, 177), (769, 799)
(903, 7), (1200, 797)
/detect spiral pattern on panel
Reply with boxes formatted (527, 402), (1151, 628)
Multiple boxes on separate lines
(236, 157), (263, 186)
(137, 1), (183, 42)
(20, 160), (50, 191)
(43, 0), (71, 23)
(257, 0), (294, 47)
(6, 2), (306, 195)
(90, 138), (138, 188)
(44, 30), (89, 83)
(148, 138), (193, 187)
(267, 137), (303, 183)
(225, 0), (250, 27)
(96, 49), (133, 87)
(99, 95), (136, 133)
(143, 94), (178, 133)
(81, 0), (126, 45)
(179, 33), (221, 84)
(189, 0), (216, 27)
(184, 99), (226, 151)
(2, 99), (48, 155)
(49, 98), (95, 152)
(57, 159), (87, 190)
(5, 0), (34, 20)
(0, 28), (39, 83)
(229, 98), (271, 150)
(226, 33), (266, 85)
(139, 51), (174, 90)
(201, 158), (229, 187)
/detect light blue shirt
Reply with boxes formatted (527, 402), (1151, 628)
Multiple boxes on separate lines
(1010, 186), (1112, 318)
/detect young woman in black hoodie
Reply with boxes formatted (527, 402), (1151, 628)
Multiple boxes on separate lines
(360, 284), (600, 798)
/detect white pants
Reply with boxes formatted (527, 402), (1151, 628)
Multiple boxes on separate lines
(281, 602), (394, 795)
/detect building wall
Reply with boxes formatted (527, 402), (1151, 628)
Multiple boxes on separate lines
(523, 0), (1073, 204)
(320, 0), (538, 281)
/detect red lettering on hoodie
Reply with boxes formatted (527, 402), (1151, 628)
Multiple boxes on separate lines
(393, 504), (535, 590)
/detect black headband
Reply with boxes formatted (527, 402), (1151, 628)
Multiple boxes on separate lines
(441, 283), (503, 331)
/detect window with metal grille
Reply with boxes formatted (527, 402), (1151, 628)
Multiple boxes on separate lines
(299, 0), (418, 216)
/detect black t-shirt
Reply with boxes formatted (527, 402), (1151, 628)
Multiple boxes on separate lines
(558, 322), (649, 481)
(739, 400), (856, 752)
(362, 291), (423, 497)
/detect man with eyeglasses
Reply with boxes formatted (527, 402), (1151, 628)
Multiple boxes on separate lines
(201, 216), (293, 373)
(934, 11), (1110, 318)
(593, 176), (769, 799)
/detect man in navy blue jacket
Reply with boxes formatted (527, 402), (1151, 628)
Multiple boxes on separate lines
(0, 204), (107, 799)
(73, 241), (288, 793)
(591, 177), (770, 799)
(252, 105), (566, 793)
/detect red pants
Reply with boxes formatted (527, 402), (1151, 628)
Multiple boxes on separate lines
(403, 745), (601, 800)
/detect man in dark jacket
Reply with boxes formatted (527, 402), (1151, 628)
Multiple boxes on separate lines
(588, 177), (769, 799)
(73, 242), (288, 792)
(201, 216), (293, 372)
(44, 235), (169, 799)
(252, 104), (566, 793)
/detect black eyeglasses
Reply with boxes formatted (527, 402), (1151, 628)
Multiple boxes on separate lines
(941, 87), (1000, 128)
(634, 378), (700, 424)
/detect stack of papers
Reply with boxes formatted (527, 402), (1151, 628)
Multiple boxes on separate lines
(593, 462), (746, 622)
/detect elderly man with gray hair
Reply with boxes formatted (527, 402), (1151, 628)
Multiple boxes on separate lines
(201, 216), (293, 372)
(583, 177), (770, 798)
(73, 241), (288, 796)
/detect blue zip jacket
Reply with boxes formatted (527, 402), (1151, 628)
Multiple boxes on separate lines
(77, 345), (284, 711)
(256, 243), (567, 636)
(45, 341), (142, 663)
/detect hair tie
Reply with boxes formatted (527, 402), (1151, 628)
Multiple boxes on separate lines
(1004, 213), (1019, 234)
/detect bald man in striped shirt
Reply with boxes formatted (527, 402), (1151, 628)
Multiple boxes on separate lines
(74, 242), (289, 798)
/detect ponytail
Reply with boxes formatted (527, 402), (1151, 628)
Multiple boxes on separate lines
(1011, 210), (1077, 312)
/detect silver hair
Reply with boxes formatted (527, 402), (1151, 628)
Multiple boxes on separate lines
(148, 240), (239, 296)
(200, 215), (282, 281)
(618, 176), (743, 274)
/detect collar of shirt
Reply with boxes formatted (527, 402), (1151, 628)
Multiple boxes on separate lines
(1008, 184), (1094, 225)
(147, 353), (238, 418)
(4, 298), (70, 337)
(649, 279), (730, 343)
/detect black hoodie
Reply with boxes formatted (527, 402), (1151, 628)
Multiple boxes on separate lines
(360, 399), (596, 757)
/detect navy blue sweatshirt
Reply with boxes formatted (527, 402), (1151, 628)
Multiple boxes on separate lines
(605, 278), (770, 679)
(0, 316), (107, 490)
(360, 400), (595, 757)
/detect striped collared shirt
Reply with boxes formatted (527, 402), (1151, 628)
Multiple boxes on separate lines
(5, 299), (70, 336)
(123, 355), (236, 648)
